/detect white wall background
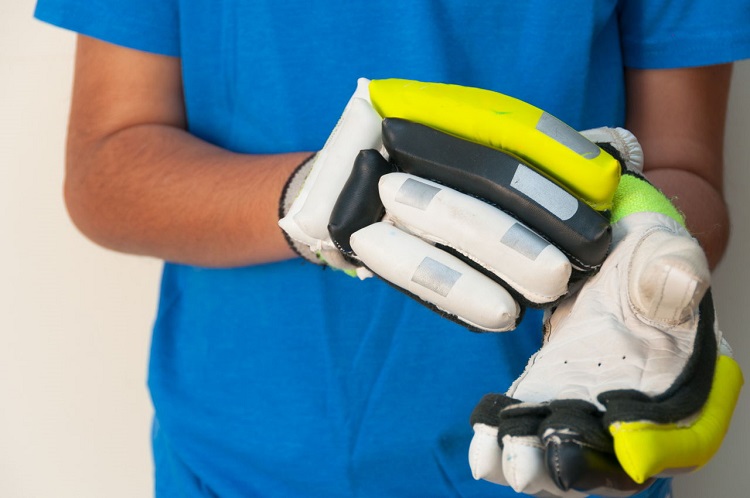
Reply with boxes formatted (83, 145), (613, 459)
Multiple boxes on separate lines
(1, 1), (748, 496)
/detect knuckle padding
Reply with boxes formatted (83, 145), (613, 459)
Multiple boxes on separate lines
(382, 118), (611, 272)
(540, 400), (612, 453)
(544, 440), (651, 494)
(328, 150), (394, 255)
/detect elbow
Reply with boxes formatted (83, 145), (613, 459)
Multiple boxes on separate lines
(63, 170), (91, 238)
(63, 146), (126, 253)
(63, 161), (107, 249)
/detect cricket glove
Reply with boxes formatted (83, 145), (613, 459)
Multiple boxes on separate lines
(279, 79), (628, 331)
(468, 159), (744, 496)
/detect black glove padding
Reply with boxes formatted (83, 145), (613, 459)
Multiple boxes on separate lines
(328, 118), (612, 331)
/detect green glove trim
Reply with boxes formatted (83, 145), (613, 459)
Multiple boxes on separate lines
(611, 174), (685, 228)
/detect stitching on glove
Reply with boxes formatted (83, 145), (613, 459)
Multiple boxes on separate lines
(542, 400), (613, 453)
(625, 224), (692, 328)
(508, 434), (545, 450)
(599, 291), (717, 426)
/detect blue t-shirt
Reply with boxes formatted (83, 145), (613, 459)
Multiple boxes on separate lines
(35, 2), (750, 497)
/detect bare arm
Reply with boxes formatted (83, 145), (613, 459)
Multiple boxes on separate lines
(65, 35), (307, 267)
(625, 64), (733, 269)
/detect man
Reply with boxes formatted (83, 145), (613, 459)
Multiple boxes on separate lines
(36, 2), (750, 496)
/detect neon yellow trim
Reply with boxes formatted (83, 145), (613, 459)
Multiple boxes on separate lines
(610, 355), (744, 484)
(369, 79), (621, 211)
(611, 175), (685, 227)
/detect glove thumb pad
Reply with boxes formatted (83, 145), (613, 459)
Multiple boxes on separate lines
(628, 224), (710, 325)
(609, 170), (710, 326)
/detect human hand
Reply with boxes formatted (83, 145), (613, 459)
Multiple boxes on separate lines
(468, 152), (744, 496)
(279, 79), (623, 331)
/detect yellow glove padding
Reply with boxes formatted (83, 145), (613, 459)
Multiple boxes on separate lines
(369, 79), (621, 211)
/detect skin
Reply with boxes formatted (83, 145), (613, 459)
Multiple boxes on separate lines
(65, 36), (301, 267)
(65, 35), (732, 269)
(625, 64), (732, 269)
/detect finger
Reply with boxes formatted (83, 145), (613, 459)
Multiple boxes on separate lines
(469, 423), (509, 485)
(470, 425), (590, 497)
(502, 435), (553, 495)
(328, 149), (394, 255)
(280, 79), (382, 248)
(502, 435), (588, 497)
(350, 222), (520, 331)
(470, 401), (551, 494)
(496, 399), (630, 495)
(381, 118), (611, 273)
(535, 399), (651, 495)
(368, 78), (622, 211)
(379, 172), (571, 305)
(472, 396), (570, 495)
(628, 220), (710, 325)
(542, 436), (651, 496)
(472, 395), (592, 496)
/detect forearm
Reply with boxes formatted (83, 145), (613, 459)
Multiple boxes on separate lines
(624, 64), (733, 270)
(645, 167), (729, 269)
(66, 123), (307, 267)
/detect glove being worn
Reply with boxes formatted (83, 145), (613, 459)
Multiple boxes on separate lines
(279, 79), (382, 275)
(280, 79), (628, 331)
(469, 164), (744, 496)
(278, 78), (743, 494)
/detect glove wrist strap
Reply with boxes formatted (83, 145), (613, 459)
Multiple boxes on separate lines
(611, 173), (685, 227)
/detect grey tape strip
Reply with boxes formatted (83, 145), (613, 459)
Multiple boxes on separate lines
(395, 177), (441, 210)
(411, 257), (462, 297)
(510, 165), (578, 221)
(536, 112), (601, 159)
(501, 223), (550, 261)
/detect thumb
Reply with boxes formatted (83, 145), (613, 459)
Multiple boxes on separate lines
(628, 220), (710, 325)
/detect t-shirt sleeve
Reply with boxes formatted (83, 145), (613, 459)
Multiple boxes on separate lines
(34, 0), (179, 57)
(619, 0), (750, 69)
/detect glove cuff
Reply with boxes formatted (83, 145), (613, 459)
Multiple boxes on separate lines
(278, 153), (326, 265)
(611, 173), (685, 227)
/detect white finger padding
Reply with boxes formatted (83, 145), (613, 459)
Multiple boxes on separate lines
(469, 423), (509, 485)
(279, 78), (382, 251)
(379, 173), (571, 304)
(501, 435), (587, 498)
(350, 222), (519, 331)
(628, 217), (710, 326)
